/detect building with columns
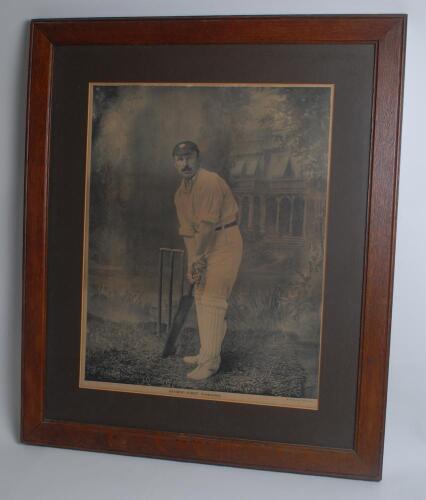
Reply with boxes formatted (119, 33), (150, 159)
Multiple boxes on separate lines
(229, 142), (325, 251)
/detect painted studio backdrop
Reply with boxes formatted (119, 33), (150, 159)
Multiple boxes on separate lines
(80, 83), (333, 408)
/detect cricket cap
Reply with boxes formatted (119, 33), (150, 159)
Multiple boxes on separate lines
(172, 141), (200, 157)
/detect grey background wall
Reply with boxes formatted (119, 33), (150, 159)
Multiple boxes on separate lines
(1, 1), (424, 499)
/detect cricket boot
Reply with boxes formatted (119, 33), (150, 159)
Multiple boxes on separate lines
(187, 296), (227, 381)
(183, 354), (200, 365)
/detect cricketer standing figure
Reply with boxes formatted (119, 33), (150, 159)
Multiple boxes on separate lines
(173, 141), (243, 380)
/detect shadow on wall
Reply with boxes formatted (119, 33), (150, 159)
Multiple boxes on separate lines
(7, 21), (30, 441)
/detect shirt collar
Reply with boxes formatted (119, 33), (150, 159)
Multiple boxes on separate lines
(181, 168), (201, 193)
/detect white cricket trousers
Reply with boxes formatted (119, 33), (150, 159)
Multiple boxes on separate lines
(193, 225), (243, 363)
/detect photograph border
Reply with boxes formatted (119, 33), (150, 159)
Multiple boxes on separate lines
(21, 15), (406, 480)
(79, 81), (335, 410)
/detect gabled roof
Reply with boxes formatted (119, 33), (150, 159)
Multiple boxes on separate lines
(265, 151), (297, 179)
(230, 155), (263, 177)
(230, 150), (298, 179)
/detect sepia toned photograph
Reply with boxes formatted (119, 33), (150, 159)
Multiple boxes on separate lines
(79, 82), (334, 409)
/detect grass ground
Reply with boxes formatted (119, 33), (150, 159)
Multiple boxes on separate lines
(85, 315), (319, 399)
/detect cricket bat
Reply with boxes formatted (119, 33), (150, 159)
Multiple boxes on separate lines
(162, 284), (194, 357)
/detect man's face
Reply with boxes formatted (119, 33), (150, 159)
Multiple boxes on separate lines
(174, 151), (200, 179)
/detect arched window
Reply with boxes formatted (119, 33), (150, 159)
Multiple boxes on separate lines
(292, 196), (305, 236)
(253, 196), (261, 229)
(240, 197), (250, 228)
(266, 197), (276, 232)
(279, 196), (292, 236)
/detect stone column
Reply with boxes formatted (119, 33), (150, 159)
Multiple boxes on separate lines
(260, 195), (266, 232)
(301, 196), (307, 237)
(235, 195), (241, 224)
(275, 196), (283, 234)
(289, 195), (295, 236)
(248, 195), (254, 229)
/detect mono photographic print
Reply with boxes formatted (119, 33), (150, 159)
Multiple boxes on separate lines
(22, 16), (405, 479)
(79, 83), (334, 409)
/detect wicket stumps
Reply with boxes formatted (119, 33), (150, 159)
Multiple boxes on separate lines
(158, 248), (185, 336)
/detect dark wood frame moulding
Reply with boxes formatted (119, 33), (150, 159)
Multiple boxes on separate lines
(21, 15), (406, 480)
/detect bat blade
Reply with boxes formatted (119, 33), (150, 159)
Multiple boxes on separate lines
(162, 286), (194, 358)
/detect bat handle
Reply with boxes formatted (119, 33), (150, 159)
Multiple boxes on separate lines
(188, 283), (195, 296)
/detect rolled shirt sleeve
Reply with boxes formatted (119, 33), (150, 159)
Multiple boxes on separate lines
(194, 176), (224, 225)
(174, 169), (239, 237)
(174, 192), (194, 237)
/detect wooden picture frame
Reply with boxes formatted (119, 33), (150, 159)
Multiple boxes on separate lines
(21, 15), (406, 480)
